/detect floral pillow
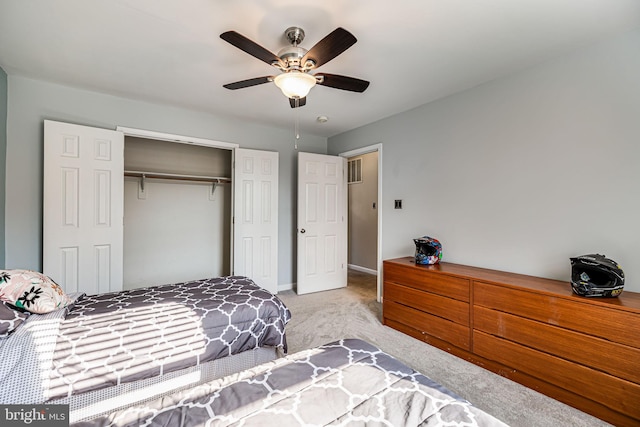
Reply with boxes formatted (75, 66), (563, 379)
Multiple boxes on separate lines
(0, 270), (71, 314)
(0, 302), (30, 337)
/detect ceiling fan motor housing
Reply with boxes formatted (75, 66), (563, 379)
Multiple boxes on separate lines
(279, 27), (312, 69)
(277, 46), (307, 68)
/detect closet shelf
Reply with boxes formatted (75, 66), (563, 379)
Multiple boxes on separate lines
(124, 170), (231, 194)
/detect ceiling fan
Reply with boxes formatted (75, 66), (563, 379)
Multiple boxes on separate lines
(220, 27), (370, 108)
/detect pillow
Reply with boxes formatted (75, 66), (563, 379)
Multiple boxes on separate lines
(0, 302), (30, 337)
(0, 270), (72, 314)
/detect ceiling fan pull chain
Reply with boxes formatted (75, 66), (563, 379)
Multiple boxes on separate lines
(294, 100), (300, 149)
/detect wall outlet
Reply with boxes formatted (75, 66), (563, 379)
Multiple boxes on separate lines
(394, 199), (402, 209)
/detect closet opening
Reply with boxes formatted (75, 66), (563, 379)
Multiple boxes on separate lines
(122, 136), (233, 290)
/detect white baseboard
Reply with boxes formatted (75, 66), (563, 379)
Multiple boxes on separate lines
(277, 266), (378, 293)
(278, 282), (294, 293)
(348, 264), (378, 276)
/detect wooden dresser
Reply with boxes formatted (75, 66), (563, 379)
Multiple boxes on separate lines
(383, 257), (640, 426)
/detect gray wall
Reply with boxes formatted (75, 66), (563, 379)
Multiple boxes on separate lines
(0, 66), (6, 268)
(4, 75), (327, 287)
(348, 151), (378, 271)
(329, 30), (640, 292)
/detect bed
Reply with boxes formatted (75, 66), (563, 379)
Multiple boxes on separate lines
(0, 274), (290, 421)
(73, 338), (509, 427)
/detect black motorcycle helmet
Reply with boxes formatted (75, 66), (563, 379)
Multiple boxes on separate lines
(570, 254), (624, 297)
(414, 236), (442, 265)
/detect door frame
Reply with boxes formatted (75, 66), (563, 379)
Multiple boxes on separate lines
(116, 126), (239, 150)
(339, 143), (383, 302)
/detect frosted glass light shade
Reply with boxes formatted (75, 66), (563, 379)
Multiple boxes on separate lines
(274, 72), (316, 98)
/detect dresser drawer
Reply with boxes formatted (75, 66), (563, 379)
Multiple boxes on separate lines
(385, 281), (469, 326)
(384, 262), (469, 302)
(474, 306), (640, 385)
(474, 281), (640, 349)
(474, 331), (640, 421)
(384, 300), (470, 350)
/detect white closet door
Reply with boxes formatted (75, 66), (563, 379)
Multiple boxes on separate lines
(233, 148), (279, 294)
(296, 152), (347, 295)
(43, 120), (124, 294)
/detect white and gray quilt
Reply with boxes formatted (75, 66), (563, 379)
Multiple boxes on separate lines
(0, 276), (290, 404)
(75, 338), (509, 427)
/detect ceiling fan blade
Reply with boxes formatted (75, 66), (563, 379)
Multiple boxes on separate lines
(316, 73), (370, 92)
(301, 28), (357, 69)
(223, 76), (273, 90)
(289, 97), (307, 108)
(220, 31), (285, 68)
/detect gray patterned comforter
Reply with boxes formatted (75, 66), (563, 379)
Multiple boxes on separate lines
(48, 276), (290, 401)
(75, 339), (509, 427)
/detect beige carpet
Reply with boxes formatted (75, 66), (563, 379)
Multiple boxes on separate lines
(278, 270), (611, 427)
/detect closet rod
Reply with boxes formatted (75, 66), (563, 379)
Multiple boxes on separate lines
(124, 170), (231, 183)
(124, 170), (231, 194)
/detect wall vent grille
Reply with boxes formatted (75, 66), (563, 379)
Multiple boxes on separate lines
(348, 157), (362, 184)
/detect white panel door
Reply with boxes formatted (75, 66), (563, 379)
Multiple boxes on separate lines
(233, 148), (279, 294)
(297, 152), (347, 295)
(43, 120), (124, 294)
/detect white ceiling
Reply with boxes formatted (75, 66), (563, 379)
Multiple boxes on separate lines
(1, 0), (639, 137)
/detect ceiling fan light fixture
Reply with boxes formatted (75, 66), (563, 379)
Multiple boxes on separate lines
(274, 71), (316, 98)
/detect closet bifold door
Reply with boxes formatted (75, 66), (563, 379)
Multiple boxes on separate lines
(233, 148), (279, 294)
(43, 120), (124, 295)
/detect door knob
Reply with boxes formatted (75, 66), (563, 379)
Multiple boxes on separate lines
(300, 229), (306, 233)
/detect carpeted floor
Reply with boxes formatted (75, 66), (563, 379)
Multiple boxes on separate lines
(278, 269), (611, 427)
